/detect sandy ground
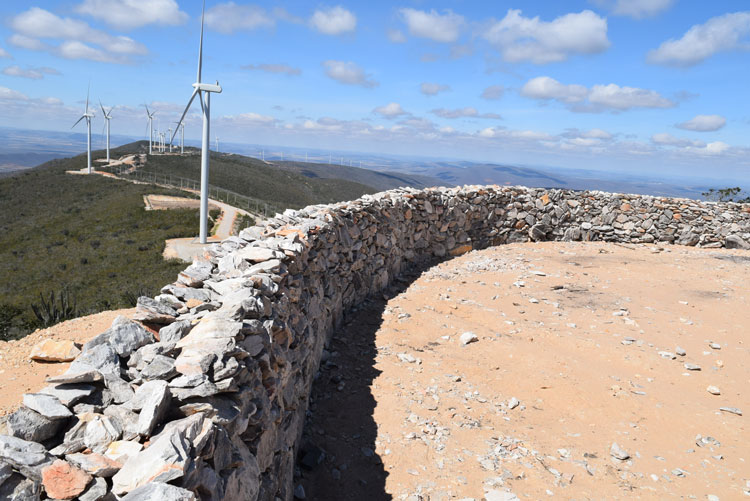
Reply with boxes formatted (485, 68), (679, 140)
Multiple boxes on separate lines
(0, 309), (135, 418)
(300, 241), (749, 500)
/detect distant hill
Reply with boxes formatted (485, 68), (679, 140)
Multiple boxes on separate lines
(115, 141), (442, 211)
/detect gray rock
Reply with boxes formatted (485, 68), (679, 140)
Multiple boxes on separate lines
(0, 473), (41, 500)
(134, 296), (177, 324)
(5, 406), (63, 442)
(684, 363), (701, 371)
(111, 431), (191, 495)
(77, 476), (108, 501)
(610, 442), (630, 461)
(141, 355), (177, 381)
(83, 316), (154, 357)
(529, 223), (551, 242)
(46, 369), (103, 385)
(726, 234), (750, 249)
(460, 331), (478, 345)
(120, 482), (197, 501)
(294, 483), (306, 499)
(177, 260), (214, 287)
(103, 405), (141, 441)
(70, 343), (120, 376)
(39, 384), (96, 407)
(103, 373), (135, 404)
(132, 380), (171, 436)
(83, 415), (123, 454)
(158, 320), (192, 344)
(0, 435), (53, 481)
(0, 461), (11, 486)
(719, 407), (742, 416)
(22, 393), (73, 420)
(675, 346), (686, 356)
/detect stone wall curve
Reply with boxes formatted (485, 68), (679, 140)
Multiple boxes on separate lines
(1, 185), (749, 500)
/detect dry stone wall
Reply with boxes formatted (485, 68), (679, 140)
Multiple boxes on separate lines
(1, 185), (749, 500)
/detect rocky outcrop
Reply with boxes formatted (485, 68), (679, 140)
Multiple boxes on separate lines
(0, 185), (748, 500)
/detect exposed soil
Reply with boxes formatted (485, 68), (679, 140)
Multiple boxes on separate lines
(0, 309), (135, 418)
(299, 241), (749, 500)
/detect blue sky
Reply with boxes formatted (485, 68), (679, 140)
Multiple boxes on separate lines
(0, 0), (748, 181)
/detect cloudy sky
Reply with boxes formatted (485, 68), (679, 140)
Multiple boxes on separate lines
(0, 0), (748, 181)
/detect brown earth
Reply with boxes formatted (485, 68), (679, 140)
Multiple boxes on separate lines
(0, 309), (135, 417)
(300, 241), (749, 500)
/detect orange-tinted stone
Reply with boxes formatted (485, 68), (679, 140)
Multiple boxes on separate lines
(42, 460), (92, 500)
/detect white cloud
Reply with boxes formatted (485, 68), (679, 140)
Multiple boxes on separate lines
(75, 0), (188, 30)
(431, 107), (502, 119)
(481, 85), (505, 100)
(10, 8), (147, 63)
(591, 0), (675, 19)
(205, 3), (274, 34)
(387, 29), (406, 43)
(241, 63), (301, 76)
(8, 34), (48, 51)
(420, 82), (451, 96)
(651, 132), (702, 147)
(220, 112), (277, 126)
(373, 102), (408, 118)
(399, 8), (464, 43)
(588, 84), (675, 110)
(310, 6), (356, 35)
(521, 76), (675, 111)
(0, 48), (10, 59)
(520, 76), (588, 103)
(322, 60), (378, 88)
(676, 114), (726, 132)
(0, 86), (28, 100)
(483, 9), (610, 64)
(583, 128), (612, 139)
(647, 12), (750, 66)
(1, 65), (59, 79)
(705, 141), (730, 154)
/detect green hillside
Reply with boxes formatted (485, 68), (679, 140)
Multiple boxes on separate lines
(123, 148), (377, 211)
(0, 154), (198, 340)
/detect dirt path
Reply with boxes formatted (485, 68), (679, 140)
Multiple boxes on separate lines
(300, 241), (750, 500)
(0, 309), (135, 418)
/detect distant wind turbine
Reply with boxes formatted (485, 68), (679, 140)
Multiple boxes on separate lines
(215, 136), (219, 153)
(168, 127), (173, 152)
(100, 100), (113, 163)
(73, 85), (95, 174)
(145, 105), (155, 155)
(172, 0), (223, 244)
(174, 122), (185, 154)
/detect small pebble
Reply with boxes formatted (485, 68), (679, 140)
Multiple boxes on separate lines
(719, 407), (742, 416)
(709, 342), (721, 350)
(684, 363), (701, 371)
(675, 346), (686, 356)
(706, 386), (721, 395)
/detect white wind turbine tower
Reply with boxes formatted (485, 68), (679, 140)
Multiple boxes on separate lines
(145, 106), (156, 154)
(172, 0), (222, 244)
(215, 136), (219, 153)
(73, 86), (95, 174)
(168, 127), (173, 152)
(100, 100), (113, 163)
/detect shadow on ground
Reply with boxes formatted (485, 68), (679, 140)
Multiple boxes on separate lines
(296, 264), (433, 500)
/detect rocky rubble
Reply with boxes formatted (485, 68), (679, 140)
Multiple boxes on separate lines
(0, 185), (748, 500)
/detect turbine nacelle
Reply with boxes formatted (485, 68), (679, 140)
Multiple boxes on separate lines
(193, 82), (222, 93)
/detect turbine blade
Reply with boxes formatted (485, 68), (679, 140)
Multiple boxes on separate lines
(72, 115), (85, 128)
(100, 99), (106, 117)
(197, 0), (205, 83)
(172, 88), (199, 144)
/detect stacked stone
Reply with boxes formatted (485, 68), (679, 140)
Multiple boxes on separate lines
(1, 185), (749, 500)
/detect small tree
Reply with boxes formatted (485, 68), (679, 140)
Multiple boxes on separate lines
(701, 187), (750, 203)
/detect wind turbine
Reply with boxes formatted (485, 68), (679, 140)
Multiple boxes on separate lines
(73, 86), (95, 174)
(172, 0), (222, 244)
(215, 136), (219, 153)
(100, 100), (113, 163)
(168, 127), (173, 152)
(145, 106), (156, 154)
